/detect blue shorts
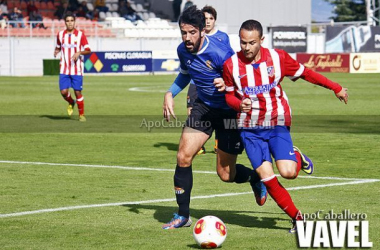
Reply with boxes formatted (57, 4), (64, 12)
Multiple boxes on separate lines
(59, 74), (83, 91)
(240, 126), (297, 170)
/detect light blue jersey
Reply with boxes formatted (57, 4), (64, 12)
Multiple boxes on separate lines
(178, 36), (234, 109)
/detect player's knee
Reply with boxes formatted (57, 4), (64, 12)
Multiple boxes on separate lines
(60, 89), (68, 96)
(279, 168), (297, 179)
(217, 170), (231, 182)
(74, 91), (82, 97)
(177, 151), (192, 167)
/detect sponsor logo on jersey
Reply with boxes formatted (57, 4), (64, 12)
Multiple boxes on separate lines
(62, 44), (77, 49)
(244, 80), (279, 95)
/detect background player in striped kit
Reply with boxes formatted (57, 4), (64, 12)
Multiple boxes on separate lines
(186, 5), (230, 155)
(54, 12), (91, 122)
(223, 19), (349, 233)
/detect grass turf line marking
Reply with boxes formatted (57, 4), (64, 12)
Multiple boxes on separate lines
(0, 160), (377, 182)
(0, 179), (378, 218)
(129, 87), (167, 93)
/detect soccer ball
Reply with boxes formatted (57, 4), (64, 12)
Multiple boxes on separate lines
(193, 215), (227, 249)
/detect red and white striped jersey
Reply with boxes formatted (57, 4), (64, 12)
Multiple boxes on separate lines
(223, 47), (305, 127)
(56, 29), (90, 76)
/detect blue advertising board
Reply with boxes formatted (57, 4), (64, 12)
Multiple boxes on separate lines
(152, 50), (180, 72)
(84, 51), (152, 73)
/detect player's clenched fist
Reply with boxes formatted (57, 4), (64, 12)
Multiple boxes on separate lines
(240, 98), (252, 113)
(213, 78), (225, 92)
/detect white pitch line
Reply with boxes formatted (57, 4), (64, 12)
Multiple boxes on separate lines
(0, 179), (378, 219)
(128, 87), (167, 93)
(0, 160), (214, 174)
(1, 160), (377, 182)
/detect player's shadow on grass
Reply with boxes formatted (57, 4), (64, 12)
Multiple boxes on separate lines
(40, 115), (72, 120)
(122, 204), (288, 231)
(153, 142), (178, 151)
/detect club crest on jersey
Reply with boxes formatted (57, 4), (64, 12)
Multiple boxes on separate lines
(267, 66), (274, 77)
(205, 60), (213, 70)
(187, 60), (192, 66)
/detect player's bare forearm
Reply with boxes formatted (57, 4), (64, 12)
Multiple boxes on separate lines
(163, 91), (176, 122)
(54, 48), (60, 58)
(80, 50), (91, 56)
(71, 50), (91, 61)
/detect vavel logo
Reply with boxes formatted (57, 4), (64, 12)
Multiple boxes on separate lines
(296, 210), (373, 248)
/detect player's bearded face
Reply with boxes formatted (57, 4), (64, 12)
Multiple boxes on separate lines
(240, 29), (263, 61)
(180, 23), (204, 53)
(65, 17), (75, 32)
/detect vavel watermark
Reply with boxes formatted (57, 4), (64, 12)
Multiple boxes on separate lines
(296, 209), (373, 248)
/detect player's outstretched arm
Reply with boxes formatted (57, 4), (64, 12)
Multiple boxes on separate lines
(163, 92), (176, 122)
(300, 68), (348, 102)
(335, 87), (349, 104)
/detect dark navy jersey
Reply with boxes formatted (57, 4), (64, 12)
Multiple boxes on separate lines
(177, 36), (234, 109)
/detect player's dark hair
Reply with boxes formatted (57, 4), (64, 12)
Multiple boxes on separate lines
(240, 19), (263, 38)
(202, 5), (217, 20)
(64, 11), (76, 21)
(179, 5), (205, 31)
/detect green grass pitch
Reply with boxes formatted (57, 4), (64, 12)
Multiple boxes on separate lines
(0, 73), (379, 249)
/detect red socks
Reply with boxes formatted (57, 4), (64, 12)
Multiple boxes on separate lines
(63, 92), (74, 105)
(76, 95), (84, 115)
(263, 176), (302, 220)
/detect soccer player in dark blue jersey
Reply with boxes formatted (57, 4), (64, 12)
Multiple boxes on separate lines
(187, 5), (230, 155)
(162, 5), (267, 230)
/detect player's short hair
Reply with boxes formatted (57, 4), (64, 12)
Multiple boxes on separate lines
(179, 5), (205, 31)
(64, 11), (76, 21)
(240, 20), (263, 38)
(202, 5), (217, 20)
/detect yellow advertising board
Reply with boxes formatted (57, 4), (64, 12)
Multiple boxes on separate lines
(350, 53), (380, 73)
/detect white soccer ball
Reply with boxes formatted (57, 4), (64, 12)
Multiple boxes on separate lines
(193, 215), (227, 249)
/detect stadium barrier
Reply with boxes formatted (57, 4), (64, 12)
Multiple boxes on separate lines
(43, 59), (60, 75)
(296, 53), (380, 73)
(83, 51), (180, 74)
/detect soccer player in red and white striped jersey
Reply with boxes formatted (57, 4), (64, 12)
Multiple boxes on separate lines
(223, 19), (349, 233)
(54, 12), (91, 122)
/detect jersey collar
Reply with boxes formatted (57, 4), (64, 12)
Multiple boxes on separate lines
(207, 28), (218, 36)
(197, 36), (209, 55)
